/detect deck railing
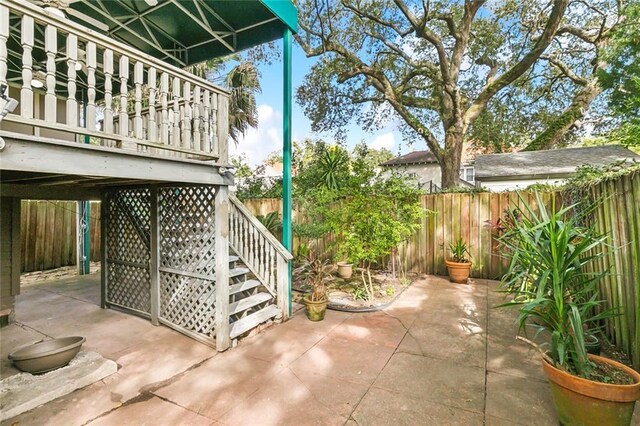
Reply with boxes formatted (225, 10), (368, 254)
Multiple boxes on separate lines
(229, 195), (293, 318)
(0, 0), (229, 161)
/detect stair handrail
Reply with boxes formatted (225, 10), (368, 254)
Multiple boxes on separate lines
(228, 195), (293, 317)
(229, 195), (293, 261)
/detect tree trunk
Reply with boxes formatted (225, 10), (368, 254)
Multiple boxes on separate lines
(524, 80), (602, 151)
(440, 130), (464, 189)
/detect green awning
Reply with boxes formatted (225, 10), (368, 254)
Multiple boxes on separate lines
(65, 0), (297, 66)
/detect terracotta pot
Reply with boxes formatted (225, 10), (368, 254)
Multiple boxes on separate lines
(445, 260), (472, 284)
(304, 296), (327, 322)
(542, 354), (640, 426)
(337, 262), (353, 279)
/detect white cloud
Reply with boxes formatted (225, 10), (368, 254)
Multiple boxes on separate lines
(229, 104), (282, 166)
(370, 132), (395, 150)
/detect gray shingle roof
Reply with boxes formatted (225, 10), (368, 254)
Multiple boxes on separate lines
(475, 145), (640, 179)
(380, 150), (438, 166)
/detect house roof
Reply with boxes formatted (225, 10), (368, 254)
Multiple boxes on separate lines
(475, 145), (640, 180)
(380, 150), (439, 166)
(61, 0), (297, 67)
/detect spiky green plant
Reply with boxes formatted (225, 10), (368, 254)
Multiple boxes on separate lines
(497, 191), (619, 378)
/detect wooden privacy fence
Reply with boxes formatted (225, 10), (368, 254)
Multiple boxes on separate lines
(20, 201), (100, 273)
(585, 171), (640, 369)
(242, 192), (560, 279)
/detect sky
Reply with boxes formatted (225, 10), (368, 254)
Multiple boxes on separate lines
(228, 42), (414, 165)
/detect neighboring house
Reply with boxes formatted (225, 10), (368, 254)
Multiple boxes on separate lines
(380, 150), (475, 190)
(474, 145), (640, 192)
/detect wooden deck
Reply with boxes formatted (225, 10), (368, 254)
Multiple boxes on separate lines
(1, 0), (231, 195)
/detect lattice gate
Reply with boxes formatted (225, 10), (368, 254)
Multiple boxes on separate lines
(158, 186), (217, 346)
(104, 189), (152, 316)
(104, 186), (219, 347)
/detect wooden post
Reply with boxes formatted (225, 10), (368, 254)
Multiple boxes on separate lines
(276, 256), (289, 320)
(103, 49), (114, 137)
(216, 95), (228, 163)
(119, 55), (129, 137)
(66, 33), (78, 127)
(11, 198), (21, 298)
(150, 187), (160, 325)
(44, 24), (57, 122)
(86, 42), (97, 131)
(0, 4), (8, 88)
(134, 61), (144, 139)
(214, 185), (230, 350)
(20, 15), (34, 119)
(100, 194), (108, 309)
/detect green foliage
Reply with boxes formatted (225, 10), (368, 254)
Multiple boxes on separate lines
(255, 211), (282, 236)
(497, 192), (618, 378)
(302, 257), (332, 302)
(385, 286), (395, 297)
(329, 175), (424, 301)
(565, 161), (640, 190)
(449, 238), (470, 263)
(599, 3), (640, 149)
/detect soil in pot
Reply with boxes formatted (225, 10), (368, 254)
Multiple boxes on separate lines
(445, 260), (472, 284)
(542, 354), (640, 426)
(304, 296), (327, 321)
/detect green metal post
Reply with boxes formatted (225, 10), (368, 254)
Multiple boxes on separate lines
(80, 90), (91, 275)
(283, 28), (293, 317)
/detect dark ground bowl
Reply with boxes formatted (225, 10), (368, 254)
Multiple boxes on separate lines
(8, 336), (86, 374)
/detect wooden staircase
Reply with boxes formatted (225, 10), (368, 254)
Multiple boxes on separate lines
(227, 254), (280, 340)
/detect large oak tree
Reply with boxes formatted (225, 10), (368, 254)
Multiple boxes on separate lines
(295, 0), (628, 187)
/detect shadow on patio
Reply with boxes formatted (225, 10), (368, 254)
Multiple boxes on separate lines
(3, 273), (636, 425)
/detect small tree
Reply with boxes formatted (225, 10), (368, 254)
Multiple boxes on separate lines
(332, 175), (423, 301)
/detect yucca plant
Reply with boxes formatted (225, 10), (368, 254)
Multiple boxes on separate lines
(449, 238), (470, 263)
(497, 191), (618, 378)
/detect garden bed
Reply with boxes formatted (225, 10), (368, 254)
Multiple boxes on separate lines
(293, 268), (418, 312)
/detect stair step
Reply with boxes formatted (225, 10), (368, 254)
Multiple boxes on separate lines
(230, 305), (280, 339)
(229, 292), (272, 316)
(229, 267), (250, 279)
(229, 255), (239, 264)
(229, 279), (261, 296)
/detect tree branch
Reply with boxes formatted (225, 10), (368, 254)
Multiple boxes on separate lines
(463, 0), (569, 132)
(541, 55), (589, 86)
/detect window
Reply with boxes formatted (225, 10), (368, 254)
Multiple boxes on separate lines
(460, 166), (475, 183)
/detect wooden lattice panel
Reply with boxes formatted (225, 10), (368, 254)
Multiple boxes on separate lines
(159, 272), (216, 338)
(158, 186), (217, 341)
(105, 189), (151, 314)
(159, 187), (216, 274)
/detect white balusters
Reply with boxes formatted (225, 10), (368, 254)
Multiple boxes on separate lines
(133, 61), (143, 139)
(66, 33), (78, 127)
(103, 49), (114, 135)
(160, 72), (169, 144)
(193, 85), (201, 149)
(20, 15), (34, 118)
(182, 81), (191, 149)
(44, 24), (57, 123)
(202, 89), (210, 153)
(2, 3), (231, 159)
(228, 196), (294, 316)
(0, 5), (8, 88)
(86, 42), (96, 131)
(119, 55), (129, 137)
(172, 76), (180, 147)
(211, 93), (218, 156)
(148, 67), (157, 141)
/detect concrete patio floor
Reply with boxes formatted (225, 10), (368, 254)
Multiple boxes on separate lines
(2, 273), (638, 425)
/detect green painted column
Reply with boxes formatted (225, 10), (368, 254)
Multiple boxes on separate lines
(283, 28), (293, 316)
(80, 90), (91, 276)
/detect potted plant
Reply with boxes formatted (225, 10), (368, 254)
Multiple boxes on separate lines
(498, 192), (640, 425)
(336, 261), (353, 279)
(445, 238), (472, 283)
(302, 258), (331, 321)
